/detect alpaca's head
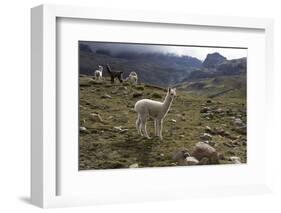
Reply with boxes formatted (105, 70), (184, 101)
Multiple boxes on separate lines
(167, 88), (176, 99)
(130, 72), (137, 76)
(98, 65), (103, 71)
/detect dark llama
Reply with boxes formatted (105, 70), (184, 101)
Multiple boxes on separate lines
(106, 64), (123, 83)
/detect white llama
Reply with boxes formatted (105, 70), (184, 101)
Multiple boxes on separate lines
(126, 72), (138, 85)
(94, 65), (103, 80)
(134, 88), (176, 140)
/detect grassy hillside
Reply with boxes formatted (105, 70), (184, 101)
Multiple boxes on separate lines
(79, 76), (247, 170)
(175, 74), (246, 98)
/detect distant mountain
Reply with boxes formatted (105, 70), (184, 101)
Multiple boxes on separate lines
(216, 57), (246, 75)
(187, 57), (246, 80)
(175, 55), (247, 98)
(79, 43), (246, 92)
(79, 43), (202, 86)
(202, 52), (227, 68)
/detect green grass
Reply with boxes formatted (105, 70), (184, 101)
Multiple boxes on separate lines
(79, 76), (247, 170)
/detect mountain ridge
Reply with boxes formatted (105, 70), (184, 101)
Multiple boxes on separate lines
(79, 43), (247, 89)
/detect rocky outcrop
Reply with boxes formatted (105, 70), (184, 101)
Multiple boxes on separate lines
(202, 52), (226, 68)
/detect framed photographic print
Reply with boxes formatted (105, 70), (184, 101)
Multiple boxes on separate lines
(31, 4), (274, 208)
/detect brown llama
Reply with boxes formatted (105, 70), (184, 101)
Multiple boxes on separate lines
(105, 64), (123, 83)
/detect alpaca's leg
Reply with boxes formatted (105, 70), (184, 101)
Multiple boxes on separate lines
(156, 119), (160, 137)
(136, 115), (141, 135)
(118, 75), (123, 83)
(159, 119), (163, 140)
(155, 120), (160, 136)
(140, 120), (145, 137)
(111, 76), (114, 83)
(140, 116), (150, 139)
(139, 115), (147, 136)
(144, 121), (151, 139)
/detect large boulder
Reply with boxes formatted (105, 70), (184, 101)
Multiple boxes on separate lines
(172, 148), (192, 166)
(185, 157), (199, 165)
(192, 142), (219, 164)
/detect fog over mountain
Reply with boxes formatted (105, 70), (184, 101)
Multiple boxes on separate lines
(79, 42), (247, 87)
(80, 41), (247, 61)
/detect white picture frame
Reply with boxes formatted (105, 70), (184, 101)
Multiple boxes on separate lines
(31, 4), (274, 208)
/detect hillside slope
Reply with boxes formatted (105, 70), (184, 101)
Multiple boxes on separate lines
(79, 76), (247, 170)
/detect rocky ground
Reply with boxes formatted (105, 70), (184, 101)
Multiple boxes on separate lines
(79, 76), (247, 170)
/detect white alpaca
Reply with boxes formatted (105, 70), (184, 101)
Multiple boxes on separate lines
(126, 72), (138, 85)
(134, 88), (176, 140)
(94, 65), (103, 80)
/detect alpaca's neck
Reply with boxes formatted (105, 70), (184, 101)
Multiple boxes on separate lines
(106, 66), (112, 73)
(162, 94), (173, 114)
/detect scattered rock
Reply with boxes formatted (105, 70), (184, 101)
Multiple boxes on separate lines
(234, 125), (247, 135)
(129, 163), (139, 168)
(113, 126), (129, 133)
(170, 119), (177, 123)
(200, 107), (210, 113)
(160, 153), (165, 157)
(79, 105), (86, 109)
(202, 112), (214, 119)
(231, 139), (241, 146)
(233, 118), (244, 126)
(214, 108), (223, 114)
(223, 142), (235, 148)
(206, 99), (212, 104)
(90, 113), (106, 124)
(214, 127), (225, 135)
(204, 140), (216, 146)
(185, 157), (199, 165)
(101, 94), (112, 99)
(223, 131), (231, 137)
(200, 133), (213, 141)
(181, 116), (186, 121)
(192, 142), (219, 164)
(230, 156), (242, 164)
(205, 126), (214, 134)
(172, 148), (191, 165)
(79, 126), (89, 133)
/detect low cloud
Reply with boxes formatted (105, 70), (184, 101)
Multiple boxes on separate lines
(81, 41), (247, 61)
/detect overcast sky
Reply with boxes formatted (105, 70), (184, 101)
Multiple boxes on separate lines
(81, 41), (247, 61)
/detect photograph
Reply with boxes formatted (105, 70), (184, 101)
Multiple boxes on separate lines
(78, 41), (247, 170)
